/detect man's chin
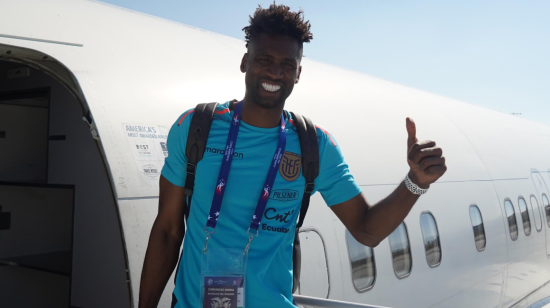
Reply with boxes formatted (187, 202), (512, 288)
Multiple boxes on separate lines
(253, 94), (285, 109)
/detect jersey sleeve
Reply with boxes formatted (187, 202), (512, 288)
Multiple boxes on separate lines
(160, 110), (193, 187)
(313, 126), (362, 206)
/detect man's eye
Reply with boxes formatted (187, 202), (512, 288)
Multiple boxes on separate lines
(284, 63), (296, 68)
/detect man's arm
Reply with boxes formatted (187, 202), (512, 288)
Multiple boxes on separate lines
(331, 118), (447, 247)
(139, 175), (186, 308)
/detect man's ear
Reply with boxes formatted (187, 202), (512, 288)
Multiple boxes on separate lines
(295, 66), (302, 84)
(240, 53), (248, 73)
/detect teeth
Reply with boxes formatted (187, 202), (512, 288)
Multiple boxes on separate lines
(262, 83), (281, 92)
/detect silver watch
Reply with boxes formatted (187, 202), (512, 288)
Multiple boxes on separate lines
(405, 173), (429, 195)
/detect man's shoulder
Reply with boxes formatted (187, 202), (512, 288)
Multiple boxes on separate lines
(286, 112), (336, 148)
(313, 124), (337, 147)
(173, 101), (233, 128)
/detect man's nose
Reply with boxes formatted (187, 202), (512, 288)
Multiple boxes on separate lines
(266, 63), (283, 79)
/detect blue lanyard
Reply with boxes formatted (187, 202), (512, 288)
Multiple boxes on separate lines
(204, 101), (287, 238)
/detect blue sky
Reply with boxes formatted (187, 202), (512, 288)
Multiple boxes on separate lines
(100, 0), (550, 126)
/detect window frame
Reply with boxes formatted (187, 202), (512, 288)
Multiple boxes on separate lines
(517, 196), (532, 236)
(345, 229), (376, 293)
(504, 198), (519, 241)
(419, 211), (442, 268)
(469, 204), (487, 252)
(528, 194), (543, 232)
(388, 222), (413, 279)
(298, 227), (331, 298)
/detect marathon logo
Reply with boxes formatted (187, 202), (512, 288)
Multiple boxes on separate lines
(205, 147), (244, 159)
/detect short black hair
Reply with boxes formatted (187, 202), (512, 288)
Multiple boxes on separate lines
(243, 2), (313, 48)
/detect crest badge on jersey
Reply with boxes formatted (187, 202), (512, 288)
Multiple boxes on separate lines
(279, 151), (301, 182)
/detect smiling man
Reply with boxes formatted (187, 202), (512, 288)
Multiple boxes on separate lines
(139, 3), (447, 308)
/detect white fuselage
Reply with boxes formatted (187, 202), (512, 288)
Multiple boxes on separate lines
(1, 1), (549, 307)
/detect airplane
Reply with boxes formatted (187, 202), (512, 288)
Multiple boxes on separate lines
(1, 0), (550, 307)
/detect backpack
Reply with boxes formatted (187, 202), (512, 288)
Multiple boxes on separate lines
(181, 100), (319, 294)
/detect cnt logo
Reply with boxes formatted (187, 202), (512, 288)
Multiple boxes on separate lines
(261, 207), (295, 234)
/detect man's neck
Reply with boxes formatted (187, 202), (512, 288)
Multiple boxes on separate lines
(240, 97), (284, 128)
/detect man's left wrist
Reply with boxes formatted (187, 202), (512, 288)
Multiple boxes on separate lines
(407, 170), (430, 189)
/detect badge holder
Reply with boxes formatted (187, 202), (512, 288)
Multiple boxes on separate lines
(200, 229), (256, 308)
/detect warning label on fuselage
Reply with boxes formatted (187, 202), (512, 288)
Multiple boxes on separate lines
(123, 124), (169, 185)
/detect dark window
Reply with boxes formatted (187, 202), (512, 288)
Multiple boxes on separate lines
(543, 194), (550, 228)
(469, 205), (486, 251)
(504, 200), (518, 241)
(420, 212), (442, 267)
(346, 230), (376, 291)
(518, 198), (531, 236)
(388, 223), (412, 278)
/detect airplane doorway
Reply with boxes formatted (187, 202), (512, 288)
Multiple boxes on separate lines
(0, 88), (74, 306)
(0, 58), (131, 307)
(297, 227), (330, 298)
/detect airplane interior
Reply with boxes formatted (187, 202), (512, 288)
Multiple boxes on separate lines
(0, 60), (131, 308)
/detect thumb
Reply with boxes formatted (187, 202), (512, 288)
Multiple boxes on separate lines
(406, 117), (418, 150)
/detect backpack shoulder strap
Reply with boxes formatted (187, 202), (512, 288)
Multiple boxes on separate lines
(182, 102), (218, 217)
(185, 102), (218, 167)
(290, 112), (320, 228)
(182, 100), (238, 218)
(173, 102), (218, 287)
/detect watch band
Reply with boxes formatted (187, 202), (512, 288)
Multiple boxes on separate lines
(405, 173), (429, 195)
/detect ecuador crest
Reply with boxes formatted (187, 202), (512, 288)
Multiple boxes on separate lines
(279, 151), (301, 181)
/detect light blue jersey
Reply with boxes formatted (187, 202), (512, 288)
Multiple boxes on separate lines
(162, 101), (361, 308)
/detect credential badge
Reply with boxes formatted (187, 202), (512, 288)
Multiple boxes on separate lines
(279, 151), (301, 182)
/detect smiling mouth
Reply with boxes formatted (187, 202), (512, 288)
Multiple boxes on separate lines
(261, 82), (281, 92)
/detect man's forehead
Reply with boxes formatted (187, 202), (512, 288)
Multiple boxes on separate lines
(248, 33), (302, 59)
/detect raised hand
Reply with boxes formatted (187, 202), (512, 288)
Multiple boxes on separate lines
(406, 118), (447, 188)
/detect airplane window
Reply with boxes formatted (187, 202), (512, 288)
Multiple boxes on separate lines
(529, 195), (543, 232)
(531, 195), (544, 227)
(469, 205), (486, 251)
(518, 198), (532, 236)
(504, 200), (518, 241)
(420, 212), (441, 267)
(542, 194), (550, 227)
(388, 222), (412, 278)
(345, 230), (376, 292)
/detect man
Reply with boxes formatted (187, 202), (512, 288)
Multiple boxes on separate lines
(139, 3), (446, 308)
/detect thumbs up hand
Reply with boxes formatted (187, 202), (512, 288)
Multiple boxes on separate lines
(406, 118), (447, 188)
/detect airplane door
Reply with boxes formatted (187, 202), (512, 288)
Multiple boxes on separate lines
(297, 227), (330, 298)
(531, 172), (550, 257)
